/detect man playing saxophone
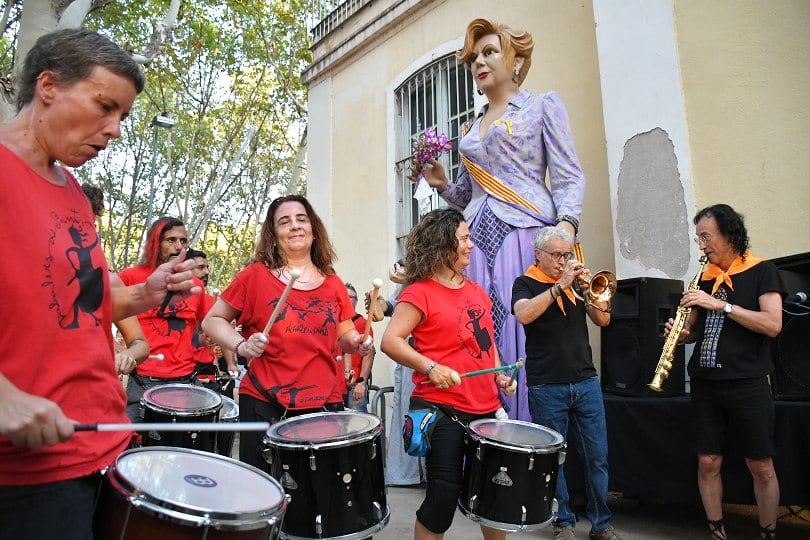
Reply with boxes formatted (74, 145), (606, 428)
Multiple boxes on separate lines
(512, 226), (621, 540)
(665, 204), (784, 540)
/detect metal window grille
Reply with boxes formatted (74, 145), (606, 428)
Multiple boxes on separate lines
(393, 54), (476, 243)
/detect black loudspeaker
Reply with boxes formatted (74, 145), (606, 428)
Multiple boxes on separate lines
(770, 252), (810, 400)
(601, 277), (685, 397)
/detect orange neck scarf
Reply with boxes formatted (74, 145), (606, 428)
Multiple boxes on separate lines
(701, 251), (765, 295)
(524, 264), (576, 315)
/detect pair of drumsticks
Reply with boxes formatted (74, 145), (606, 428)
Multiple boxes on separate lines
(420, 358), (525, 386)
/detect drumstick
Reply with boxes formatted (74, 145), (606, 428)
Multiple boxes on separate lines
(262, 269), (301, 336)
(74, 422), (270, 433)
(419, 363), (518, 384)
(508, 358), (525, 386)
(361, 278), (384, 344)
(148, 354), (165, 361)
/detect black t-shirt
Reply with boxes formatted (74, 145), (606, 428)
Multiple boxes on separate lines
(512, 276), (597, 386)
(688, 260), (784, 380)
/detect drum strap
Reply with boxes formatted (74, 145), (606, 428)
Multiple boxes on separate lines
(246, 367), (285, 411)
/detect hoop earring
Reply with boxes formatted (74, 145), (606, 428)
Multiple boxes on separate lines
(512, 69), (520, 84)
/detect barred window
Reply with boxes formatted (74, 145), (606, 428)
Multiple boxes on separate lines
(394, 54), (476, 245)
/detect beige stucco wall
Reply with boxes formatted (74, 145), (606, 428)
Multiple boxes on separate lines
(675, 0), (810, 259)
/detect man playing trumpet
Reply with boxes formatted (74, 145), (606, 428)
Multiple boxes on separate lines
(511, 227), (621, 540)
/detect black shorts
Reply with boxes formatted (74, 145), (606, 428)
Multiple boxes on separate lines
(690, 377), (775, 459)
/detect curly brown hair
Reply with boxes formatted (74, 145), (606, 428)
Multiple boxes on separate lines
(253, 195), (336, 274)
(404, 208), (466, 285)
(456, 18), (534, 85)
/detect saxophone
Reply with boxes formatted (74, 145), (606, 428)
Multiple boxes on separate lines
(648, 255), (708, 392)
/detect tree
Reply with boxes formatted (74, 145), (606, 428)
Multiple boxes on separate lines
(2, 0), (339, 289)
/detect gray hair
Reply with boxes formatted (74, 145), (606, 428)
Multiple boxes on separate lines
(532, 226), (574, 250)
(16, 28), (145, 111)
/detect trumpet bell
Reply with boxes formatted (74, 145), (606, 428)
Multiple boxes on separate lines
(584, 271), (617, 303)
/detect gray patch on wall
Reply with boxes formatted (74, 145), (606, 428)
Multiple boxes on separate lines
(616, 128), (690, 277)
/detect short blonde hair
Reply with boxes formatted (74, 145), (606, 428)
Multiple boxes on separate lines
(457, 18), (534, 85)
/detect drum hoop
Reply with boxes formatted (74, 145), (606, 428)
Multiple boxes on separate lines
(468, 418), (564, 452)
(108, 446), (287, 529)
(142, 384), (223, 415)
(265, 410), (382, 449)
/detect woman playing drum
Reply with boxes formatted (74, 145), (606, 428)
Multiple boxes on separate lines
(381, 208), (516, 540)
(202, 195), (372, 470)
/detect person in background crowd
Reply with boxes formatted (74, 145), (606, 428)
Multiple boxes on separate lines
(0, 28), (199, 540)
(82, 183), (150, 376)
(367, 259), (423, 486)
(343, 282), (375, 412)
(118, 217), (208, 421)
(381, 208), (516, 540)
(667, 204), (783, 540)
(202, 194), (373, 471)
(417, 18), (587, 421)
(512, 227), (619, 540)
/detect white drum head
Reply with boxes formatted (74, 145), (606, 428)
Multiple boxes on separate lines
(113, 447), (284, 516)
(219, 395), (239, 422)
(142, 384), (222, 415)
(266, 411), (380, 447)
(469, 419), (564, 450)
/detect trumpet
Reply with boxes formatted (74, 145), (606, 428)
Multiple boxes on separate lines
(574, 267), (617, 310)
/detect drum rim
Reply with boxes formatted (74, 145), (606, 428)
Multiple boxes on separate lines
(458, 498), (556, 532)
(219, 395), (239, 421)
(265, 410), (382, 450)
(107, 446), (287, 529)
(468, 418), (565, 451)
(141, 383), (223, 415)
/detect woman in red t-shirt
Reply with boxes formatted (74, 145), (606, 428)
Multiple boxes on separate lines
(202, 195), (372, 470)
(381, 208), (516, 539)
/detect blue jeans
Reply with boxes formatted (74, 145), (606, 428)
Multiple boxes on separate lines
(528, 376), (612, 532)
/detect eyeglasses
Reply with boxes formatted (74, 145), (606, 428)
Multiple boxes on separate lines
(539, 248), (574, 262)
(694, 233), (715, 245)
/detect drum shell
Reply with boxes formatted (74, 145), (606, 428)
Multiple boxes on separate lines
(264, 411), (389, 539)
(459, 419), (564, 532)
(141, 384), (222, 451)
(94, 447), (286, 540)
(216, 395), (240, 457)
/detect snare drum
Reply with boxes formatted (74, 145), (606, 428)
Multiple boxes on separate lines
(141, 384), (222, 451)
(216, 395), (240, 457)
(459, 419), (565, 532)
(263, 411), (389, 540)
(95, 447), (287, 540)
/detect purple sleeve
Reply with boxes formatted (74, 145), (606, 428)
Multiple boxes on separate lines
(541, 92), (585, 221)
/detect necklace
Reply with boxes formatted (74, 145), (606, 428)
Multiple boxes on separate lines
(435, 272), (463, 288)
(277, 264), (315, 284)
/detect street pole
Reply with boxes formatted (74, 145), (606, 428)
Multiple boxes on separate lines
(146, 124), (159, 227)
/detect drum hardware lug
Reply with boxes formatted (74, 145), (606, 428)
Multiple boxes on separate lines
(261, 446), (273, 465)
(469, 494), (477, 512)
(315, 514), (323, 536)
(552, 498), (559, 516)
(528, 454), (535, 470)
(368, 440), (377, 460)
(476, 444), (482, 460)
(521, 505), (527, 524)
(309, 452), (317, 471)
(373, 501), (383, 521)
(558, 449), (567, 465)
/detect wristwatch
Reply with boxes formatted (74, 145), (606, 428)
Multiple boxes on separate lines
(722, 302), (733, 314)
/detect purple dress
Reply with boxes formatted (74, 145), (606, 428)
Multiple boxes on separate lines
(439, 89), (586, 420)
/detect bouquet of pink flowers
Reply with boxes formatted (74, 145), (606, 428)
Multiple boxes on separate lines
(411, 127), (453, 170)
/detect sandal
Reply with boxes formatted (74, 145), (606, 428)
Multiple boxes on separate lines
(759, 524), (776, 540)
(708, 519), (726, 540)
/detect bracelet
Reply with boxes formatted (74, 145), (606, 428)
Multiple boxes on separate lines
(555, 284), (563, 297)
(549, 286), (557, 300)
(557, 215), (580, 234)
(234, 338), (247, 355)
(425, 361), (438, 375)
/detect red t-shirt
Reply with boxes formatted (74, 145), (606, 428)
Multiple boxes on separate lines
(221, 263), (354, 409)
(192, 293), (216, 364)
(346, 315), (373, 377)
(0, 144), (130, 485)
(117, 266), (207, 378)
(400, 279), (501, 414)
